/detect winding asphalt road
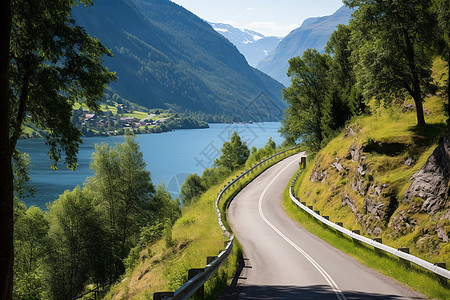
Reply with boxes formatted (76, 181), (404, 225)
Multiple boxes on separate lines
(227, 153), (425, 299)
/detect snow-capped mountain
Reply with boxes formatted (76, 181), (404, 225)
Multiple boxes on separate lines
(209, 22), (282, 67)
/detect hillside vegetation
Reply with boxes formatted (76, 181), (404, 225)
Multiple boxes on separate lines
(73, 0), (285, 122)
(292, 58), (449, 264)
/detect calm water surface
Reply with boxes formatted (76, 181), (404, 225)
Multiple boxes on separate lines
(17, 122), (283, 209)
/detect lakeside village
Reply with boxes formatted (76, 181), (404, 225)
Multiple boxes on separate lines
(72, 103), (171, 137)
(22, 102), (208, 139)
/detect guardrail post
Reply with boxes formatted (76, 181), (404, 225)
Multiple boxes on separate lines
(153, 292), (174, 300)
(307, 205), (313, 210)
(351, 230), (360, 244)
(314, 210), (320, 215)
(335, 222), (343, 236)
(434, 263), (448, 287)
(188, 268), (205, 298)
(372, 238), (383, 255)
(323, 216), (329, 221)
(398, 248), (411, 269)
(207, 256), (217, 265)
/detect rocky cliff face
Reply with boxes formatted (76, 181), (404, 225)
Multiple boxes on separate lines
(304, 129), (449, 257)
(404, 135), (450, 215)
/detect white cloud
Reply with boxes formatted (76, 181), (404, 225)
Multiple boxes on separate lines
(246, 7), (254, 11)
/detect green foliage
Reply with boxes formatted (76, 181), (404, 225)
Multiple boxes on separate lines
(432, 0), (450, 129)
(246, 137), (278, 166)
(151, 184), (181, 226)
(9, 0), (115, 169)
(13, 206), (48, 300)
(345, 0), (436, 127)
(139, 222), (165, 249)
(12, 151), (34, 199)
(215, 131), (250, 171)
(44, 187), (108, 299)
(87, 133), (156, 278)
(12, 136), (181, 299)
(281, 49), (332, 153)
(180, 174), (206, 205)
(124, 246), (141, 271)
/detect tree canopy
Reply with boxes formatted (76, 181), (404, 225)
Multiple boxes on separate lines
(1, 1), (115, 298)
(345, 0), (436, 127)
(215, 131), (250, 171)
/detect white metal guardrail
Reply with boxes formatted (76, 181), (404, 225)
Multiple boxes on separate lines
(289, 169), (450, 281)
(154, 147), (301, 300)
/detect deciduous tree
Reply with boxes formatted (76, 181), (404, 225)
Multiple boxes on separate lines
(1, 1), (114, 297)
(281, 49), (330, 153)
(345, 0), (436, 127)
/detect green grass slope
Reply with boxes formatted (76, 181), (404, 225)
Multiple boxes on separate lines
(289, 58), (449, 296)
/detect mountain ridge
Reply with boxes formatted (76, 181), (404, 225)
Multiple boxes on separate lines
(209, 22), (282, 67)
(72, 0), (285, 122)
(258, 6), (353, 86)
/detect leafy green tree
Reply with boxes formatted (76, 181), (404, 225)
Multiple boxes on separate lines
(115, 134), (155, 258)
(151, 183), (180, 225)
(215, 131), (250, 171)
(13, 206), (48, 300)
(200, 166), (231, 189)
(281, 49), (331, 153)
(345, 0), (436, 127)
(1, 1), (114, 297)
(325, 24), (365, 116)
(180, 174), (206, 205)
(87, 134), (155, 279)
(44, 187), (108, 300)
(433, 0), (450, 128)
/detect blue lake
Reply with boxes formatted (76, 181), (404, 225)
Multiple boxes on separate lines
(17, 122), (283, 209)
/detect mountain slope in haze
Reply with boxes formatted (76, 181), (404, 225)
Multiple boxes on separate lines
(73, 0), (285, 122)
(258, 6), (352, 86)
(210, 22), (282, 67)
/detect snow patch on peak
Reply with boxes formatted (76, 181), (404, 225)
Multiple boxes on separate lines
(214, 27), (228, 33)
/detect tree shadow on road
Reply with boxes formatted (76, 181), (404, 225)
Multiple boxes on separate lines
(232, 284), (423, 299)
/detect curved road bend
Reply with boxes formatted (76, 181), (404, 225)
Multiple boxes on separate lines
(227, 153), (425, 300)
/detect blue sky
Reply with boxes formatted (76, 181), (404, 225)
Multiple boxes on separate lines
(171, 0), (344, 37)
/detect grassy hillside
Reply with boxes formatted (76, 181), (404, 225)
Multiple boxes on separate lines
(292, 58), (449, 264)
(104, 172), (239, 299)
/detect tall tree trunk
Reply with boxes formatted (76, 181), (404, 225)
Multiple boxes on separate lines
(413, 92), (426, 127)
(0, 1), (12, 299)
(402, 28), (426, 127)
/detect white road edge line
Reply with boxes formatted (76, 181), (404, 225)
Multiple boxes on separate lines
(257, 156), (347, 300)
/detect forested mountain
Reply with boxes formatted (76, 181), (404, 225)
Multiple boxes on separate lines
(209, 22), (282, 67)
(258, 6), (352, 86)
(72, 0), (285, 122)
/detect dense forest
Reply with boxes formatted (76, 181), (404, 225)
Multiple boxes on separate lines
(13, 134), (180, 299)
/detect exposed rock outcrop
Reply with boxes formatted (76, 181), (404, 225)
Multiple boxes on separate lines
(342, 194), (357, 213)
(311, 168), (327, 183)
(344, 125), (361, 138)
(347, 144), (363, 161)
(403, 135), (450, 215)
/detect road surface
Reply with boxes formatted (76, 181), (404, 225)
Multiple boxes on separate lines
(227, 153), (424, 299)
